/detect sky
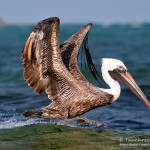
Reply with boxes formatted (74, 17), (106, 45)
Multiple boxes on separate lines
(0, 0), (150, 24)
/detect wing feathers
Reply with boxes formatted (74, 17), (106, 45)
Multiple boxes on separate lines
(22, 17), (105, 102)
(22, 17), (77, 100)
(60, 23), (92, 82)
(22, 17), (60, 96)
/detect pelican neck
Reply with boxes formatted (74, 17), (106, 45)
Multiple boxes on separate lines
(100, 65), (121, 102)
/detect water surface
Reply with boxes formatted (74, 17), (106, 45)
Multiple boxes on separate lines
(0, 23), (150, 131)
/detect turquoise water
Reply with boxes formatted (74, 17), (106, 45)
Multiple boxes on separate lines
(0, 23), (150, 131)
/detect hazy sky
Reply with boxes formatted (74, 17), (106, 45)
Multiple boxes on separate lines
(0, 0), (150, 23)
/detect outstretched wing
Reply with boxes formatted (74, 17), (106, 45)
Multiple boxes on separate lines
(21, 17), (77, 101)
(61, 24), (92, 82)
(21, 17), (55, 94)
(60, 23), (103, 85)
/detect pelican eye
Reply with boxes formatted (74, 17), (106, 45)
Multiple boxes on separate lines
(117, 65), (127, 73)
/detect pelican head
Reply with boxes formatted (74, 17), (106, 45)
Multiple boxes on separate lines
(101, 58), (150, 109)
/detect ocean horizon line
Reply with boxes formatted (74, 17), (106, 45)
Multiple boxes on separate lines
(1, 20), (150, 28)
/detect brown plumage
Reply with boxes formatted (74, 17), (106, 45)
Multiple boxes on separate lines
(21, 17), (113, 119)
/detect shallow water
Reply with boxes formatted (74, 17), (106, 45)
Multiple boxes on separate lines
(0, 23), (150, 131)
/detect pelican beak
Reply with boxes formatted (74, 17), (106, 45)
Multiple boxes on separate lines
(109, 69), (150, 109)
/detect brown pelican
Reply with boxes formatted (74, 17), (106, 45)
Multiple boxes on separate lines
(21, 17), (150, 124)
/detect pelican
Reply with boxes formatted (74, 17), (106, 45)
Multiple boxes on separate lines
(21, 17), (150, 124)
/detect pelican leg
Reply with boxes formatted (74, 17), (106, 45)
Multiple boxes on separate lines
(65, 117), (108, 127)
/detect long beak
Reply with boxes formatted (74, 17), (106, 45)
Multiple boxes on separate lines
(110, 70), (150, 109)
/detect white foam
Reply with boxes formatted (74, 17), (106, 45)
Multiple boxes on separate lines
(0, 117), (39, 129)
(0, 116), (76, 129)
